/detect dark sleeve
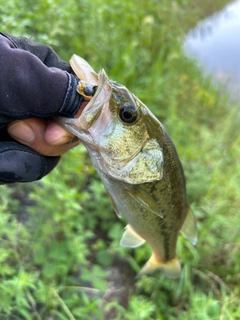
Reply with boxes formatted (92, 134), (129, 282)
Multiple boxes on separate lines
(0, 33), (83, 125)
(2, 33), (73, 72)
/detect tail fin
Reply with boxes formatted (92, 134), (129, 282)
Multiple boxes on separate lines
(137, 254), (181, 279)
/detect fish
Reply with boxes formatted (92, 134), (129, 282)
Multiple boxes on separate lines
(56, 54), (197, 279)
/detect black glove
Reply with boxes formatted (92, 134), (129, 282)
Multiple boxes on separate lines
(0, 130), (60, 184)
(0, 33), (83, 184)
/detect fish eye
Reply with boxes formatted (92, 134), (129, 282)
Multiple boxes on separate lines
(119, 104), (138, 124)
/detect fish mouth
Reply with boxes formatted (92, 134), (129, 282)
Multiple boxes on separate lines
(74, 100), (89, 118)
(78, 70), (112, 130)
(55, 70), (111, 145)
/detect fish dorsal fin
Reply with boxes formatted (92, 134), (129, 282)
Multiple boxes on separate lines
(120, 225), (146, 248)
(126, 186), (163, 218)
(70, 54), (98, 84)
(180, 207), (198, 245)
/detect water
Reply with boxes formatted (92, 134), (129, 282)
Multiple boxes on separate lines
(184, 0), (240, 91)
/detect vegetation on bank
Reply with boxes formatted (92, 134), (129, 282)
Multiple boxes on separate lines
(0, 0), (239, 319)
(189, 0), (233, 26)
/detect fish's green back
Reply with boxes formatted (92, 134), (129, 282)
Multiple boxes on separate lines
(140, 127), (189, 261)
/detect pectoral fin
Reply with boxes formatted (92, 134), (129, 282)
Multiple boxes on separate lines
(180, 207), (198, 245)
(120, 225), (146, 248)
(126, 186), (163, 218)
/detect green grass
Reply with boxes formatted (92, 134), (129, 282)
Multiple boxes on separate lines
(0, 0), (239, 319)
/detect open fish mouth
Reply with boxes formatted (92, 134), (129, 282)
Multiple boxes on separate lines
(55, 70), (111, 145)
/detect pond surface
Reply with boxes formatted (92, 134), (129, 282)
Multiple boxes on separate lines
(184, 0), (240, 92)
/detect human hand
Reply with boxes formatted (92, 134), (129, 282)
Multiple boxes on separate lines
(7, 118), (80, 157)
(0, 119), (79, 184)
(7, 100), (86, 156)
(0, 33), (88, 183)
(0, 104), (86, 184)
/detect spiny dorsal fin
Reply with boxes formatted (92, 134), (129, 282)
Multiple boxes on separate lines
(180, 207), (198, 245)
(120, 225), (146, 248)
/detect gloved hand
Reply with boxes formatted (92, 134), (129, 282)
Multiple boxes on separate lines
(0, 33), (84, 184)
(0, 117), (82, 184)
(0, 126), (61, 184)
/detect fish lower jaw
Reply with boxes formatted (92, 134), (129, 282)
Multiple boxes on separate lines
(137, 254), (181, 279)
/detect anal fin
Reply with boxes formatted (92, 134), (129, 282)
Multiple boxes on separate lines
(180, 207), (198, 245)
(120, 225), (146, 248)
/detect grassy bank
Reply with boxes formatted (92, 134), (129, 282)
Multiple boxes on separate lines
(191, 0), (233, 21)
(0, 0), (239, 319)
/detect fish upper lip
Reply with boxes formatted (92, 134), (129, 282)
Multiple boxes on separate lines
(78, 71), (112, 128)
(54, 70), (111, 146)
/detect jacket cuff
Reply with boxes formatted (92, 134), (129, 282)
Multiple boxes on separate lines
(58, 73), (84, 117)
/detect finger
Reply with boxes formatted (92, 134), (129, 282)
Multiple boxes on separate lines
(44, 101), (88, 145)
(44, 119), (78, 145)
(7, 118), (79, 156)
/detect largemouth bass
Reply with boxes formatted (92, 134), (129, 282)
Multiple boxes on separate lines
(56, 55), (197, 278)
